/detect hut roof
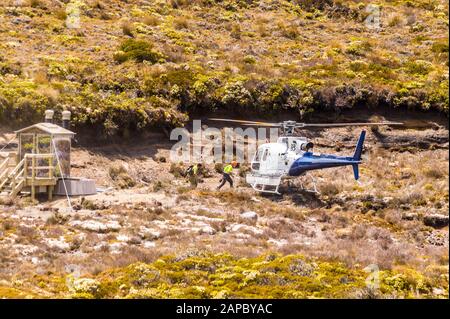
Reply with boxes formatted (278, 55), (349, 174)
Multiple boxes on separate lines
(15, 123), (75, 136)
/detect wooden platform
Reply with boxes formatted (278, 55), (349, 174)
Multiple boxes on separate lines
(0, 153), (56, 200)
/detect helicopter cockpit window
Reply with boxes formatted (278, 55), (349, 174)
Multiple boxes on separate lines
(254, 149), (262, 162)
(262, 149), (269, 161)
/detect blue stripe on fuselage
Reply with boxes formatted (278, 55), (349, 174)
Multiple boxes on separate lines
(288, 152), (361, 176)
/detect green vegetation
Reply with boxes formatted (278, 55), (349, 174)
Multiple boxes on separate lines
(113, 39), (165, 64)
(0, 0), (448, 136)
(2, 253), (446, 299)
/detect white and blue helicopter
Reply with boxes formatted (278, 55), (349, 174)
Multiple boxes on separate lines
(210, 119), (403, 194)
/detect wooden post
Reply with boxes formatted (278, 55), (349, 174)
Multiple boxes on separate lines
(31, 155), (36, 201)
(48, 155), (54, 201)
(24, 155), (28, 179)
(48, 185), (53, 201)
(11, 159), (16, 193)
(49, 155), (53, 179)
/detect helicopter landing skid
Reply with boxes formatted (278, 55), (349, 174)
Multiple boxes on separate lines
(298, 173), (319, 194)
(246, 174), (282, 195)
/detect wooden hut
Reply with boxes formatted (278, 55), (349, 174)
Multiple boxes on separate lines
(0, 122), (75, 200)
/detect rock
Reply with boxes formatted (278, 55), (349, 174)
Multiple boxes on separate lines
(229, 223), (264, 235)
(44, 238), (70, 252)
(432, 287), (446, 296)
(138, 227), (161, 240)
(108, 242), (126, 254)
(240, 211), (258, 221)
(117, 234), (131, 242)
(427, 232), (448, 246)
(423, 214), (449, 228)
(402, 212), (419, 221)
(199, 225), (216, 235)
(143, 241), (156, 248)
(69, 220), (121, 233)
(12, 16), (32, 24)
(250, 197), (261, 203)
(335, 228), (352, 239)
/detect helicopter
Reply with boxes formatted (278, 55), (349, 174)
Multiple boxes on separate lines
(209, 119), (403, 194)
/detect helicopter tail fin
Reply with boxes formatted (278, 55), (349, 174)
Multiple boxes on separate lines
(351, 130), (365, 180)
(353, 130), (366, 161)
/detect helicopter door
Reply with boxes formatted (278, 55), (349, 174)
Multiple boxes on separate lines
(259, 148), (274, 173)
(251, 148), (263, 171)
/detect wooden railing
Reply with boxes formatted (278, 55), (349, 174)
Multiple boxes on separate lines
(23, 153), (55, 180)
(0, 157), (9, 183)
(7, 157), (25, 196)
(0, 158), (10, 191)
(0, 153), (55, 198)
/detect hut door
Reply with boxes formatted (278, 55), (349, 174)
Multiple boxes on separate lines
(20, 134), (35, 159)
(37, 135), (51, 154)
(37, 135), (52, 177)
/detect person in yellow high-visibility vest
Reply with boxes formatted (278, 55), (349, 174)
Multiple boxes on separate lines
(217, 161), (238, 190)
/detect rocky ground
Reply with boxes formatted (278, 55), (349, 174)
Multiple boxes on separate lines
(0, 123), (448, 298)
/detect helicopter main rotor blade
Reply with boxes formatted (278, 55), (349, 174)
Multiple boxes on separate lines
(298, 122), (404, 127)
(241, 123), (281, 127)
(208, 118), (280, 127)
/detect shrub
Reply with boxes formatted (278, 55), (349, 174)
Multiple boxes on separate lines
(423, 167), (445, 179)
(113, 39), (165, 64)
(55, 8), (68, 20)
(320, 183), (341, 196)
(243, 55), (257, 64)
(169, 163), (186, 178)
(121, 21), (135, 37)
(291, 0), (333, 12)
(431, 42), (449, 53)
(0, 197), (14, 206)
(46, 212), (69, 225)
(142, 15), (161, 26)
(29, 0), (44, 8)
(214, 163), (224, 173)
(404, 60), (432, 75)
(279, 23), (300, 39)
(173, 16), (189, 30)
(388, 15), (402, 27)
(109, 164), (136, 189)
(230, 24), (241, 39)
(345, 41), (372, 56)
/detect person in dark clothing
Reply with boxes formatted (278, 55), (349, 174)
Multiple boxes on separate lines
(186, 163), (202, 188)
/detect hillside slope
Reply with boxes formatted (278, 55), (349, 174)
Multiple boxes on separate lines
(0, 0), (448, 136)
(0, 125), (448, 298)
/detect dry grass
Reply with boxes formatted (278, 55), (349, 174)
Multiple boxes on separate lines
(142, 15), (161, 26)
(121, 21), (135, 37)
(173, 16), (189, 30)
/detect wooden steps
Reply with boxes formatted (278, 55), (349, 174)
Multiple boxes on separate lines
(0, 153), (56, 200)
